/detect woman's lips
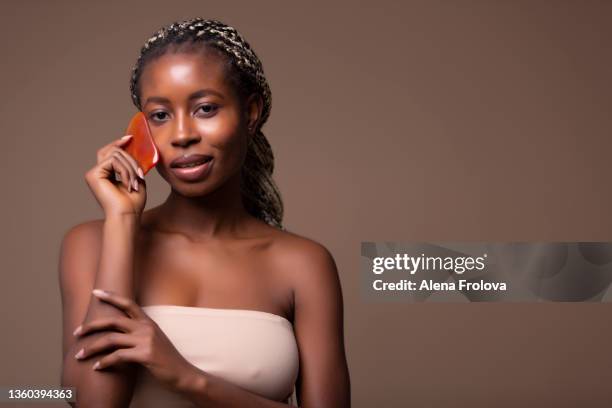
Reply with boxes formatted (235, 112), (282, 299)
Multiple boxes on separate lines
(170, 159), (213, 182)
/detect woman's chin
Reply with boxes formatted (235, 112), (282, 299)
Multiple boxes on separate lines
(171, 183), (213, 197)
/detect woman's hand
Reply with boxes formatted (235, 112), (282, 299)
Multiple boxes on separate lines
(84, 135), (147, 218)
(73, 289), (196, 392)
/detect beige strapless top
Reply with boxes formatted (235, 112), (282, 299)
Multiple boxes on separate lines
(129, 305), (300, 407)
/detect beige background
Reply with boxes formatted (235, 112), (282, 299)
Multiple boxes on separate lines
(1, 1), (611, 407)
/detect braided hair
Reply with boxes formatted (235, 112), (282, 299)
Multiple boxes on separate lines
(129, 18), (285, 230)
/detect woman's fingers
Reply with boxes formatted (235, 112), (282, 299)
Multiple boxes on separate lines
(98, 135), (132, 163)
(112, 135), (140, 175)
(112, 150), (138, 192)
(74, 315), (137, 337)
(113, 144), (144, 179)
(112, 134), (133, 149)
(98, 135), (144, 192)
(102, 155), (131, 192)
(114, 148), (144, 191)
(91, 289), (148, 320)
(92, 348), (144, 370)
(74, 332), (135, 361)
(116, 134), (133, 145)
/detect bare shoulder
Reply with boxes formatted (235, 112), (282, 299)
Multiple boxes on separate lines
(59, 219), (105, 290)
(267, 227), (340, 293)
(59, 219), (106, 296)
(62, 219), (104, 241)
(60, 219), (105, 261)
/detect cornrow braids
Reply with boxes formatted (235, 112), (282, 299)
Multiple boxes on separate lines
(129, 18), (285, 230)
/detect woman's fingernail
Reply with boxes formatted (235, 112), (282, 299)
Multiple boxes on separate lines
(133, 179), (139, 191)
(93, 361), (101, 370)
(73, 325), (82, 336)
(121, 135), (133, 140)
(137, 168), (144, 179)
(75, 349), (84, 359)
(92, 289), (107, 297)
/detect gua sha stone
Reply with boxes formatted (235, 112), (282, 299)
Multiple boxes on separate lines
(124, 112), (159, 175)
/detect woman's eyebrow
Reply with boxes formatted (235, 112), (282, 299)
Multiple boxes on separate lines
(144, 88), (224, 107)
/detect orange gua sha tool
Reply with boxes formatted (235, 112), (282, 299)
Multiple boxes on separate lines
(124, 112), (159, 175)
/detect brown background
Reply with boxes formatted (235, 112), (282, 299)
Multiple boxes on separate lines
(1, 1), (611, 407)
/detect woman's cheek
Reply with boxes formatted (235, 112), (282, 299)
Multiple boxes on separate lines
(204, 126), (248, 168)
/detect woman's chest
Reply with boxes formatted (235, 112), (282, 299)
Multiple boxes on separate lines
(132, 235), (294, 321)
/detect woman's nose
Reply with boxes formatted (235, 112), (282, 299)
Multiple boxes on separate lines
(171, 115), (201, 147)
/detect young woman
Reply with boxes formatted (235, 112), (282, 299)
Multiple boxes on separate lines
(59, 18), (350, 407)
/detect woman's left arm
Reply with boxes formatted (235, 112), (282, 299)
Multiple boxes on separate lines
(284, 240), (351, 407)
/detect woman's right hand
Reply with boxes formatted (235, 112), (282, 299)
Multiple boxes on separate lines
(85, 135), (147, 218)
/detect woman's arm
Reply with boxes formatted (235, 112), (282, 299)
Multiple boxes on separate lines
(59, 215), (140, 407)
(174, 239), (351, 407)
(286, 240), (351, 406)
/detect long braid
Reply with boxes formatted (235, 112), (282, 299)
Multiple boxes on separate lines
(129, 18), (285, 230)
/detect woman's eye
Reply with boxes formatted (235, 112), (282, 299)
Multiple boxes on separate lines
(150, 112), (168, 121)
(148, 105), (216, 122)
(198, 104), (218, 115)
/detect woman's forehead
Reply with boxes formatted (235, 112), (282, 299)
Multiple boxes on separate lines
(140, 52), (231, 99)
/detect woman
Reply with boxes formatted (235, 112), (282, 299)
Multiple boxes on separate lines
(59, 18), (350, 407)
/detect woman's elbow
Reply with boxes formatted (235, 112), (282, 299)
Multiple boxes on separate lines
(60, 351), (78, 388)
(60, 356), (78, 407)
(60, 353), (137, 408)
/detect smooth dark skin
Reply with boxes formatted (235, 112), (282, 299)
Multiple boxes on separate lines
(59, 50), (350, 407)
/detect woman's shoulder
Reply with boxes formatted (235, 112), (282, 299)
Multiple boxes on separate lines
(58, 219), (106, 293)
(267, 226), (338, 285)
(266, 228), (342, 322)
(270, 227), (332, 257)
(62, 218), (105, 243)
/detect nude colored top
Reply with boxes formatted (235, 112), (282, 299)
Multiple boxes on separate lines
(128, 305), (300, 407)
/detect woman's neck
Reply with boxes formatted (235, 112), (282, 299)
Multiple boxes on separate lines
(151, 172), (251, 240)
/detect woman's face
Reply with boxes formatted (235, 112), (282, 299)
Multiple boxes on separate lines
(138, 51), (249, 196)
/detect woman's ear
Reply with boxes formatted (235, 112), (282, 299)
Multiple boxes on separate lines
(246, 93), (263, 135)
